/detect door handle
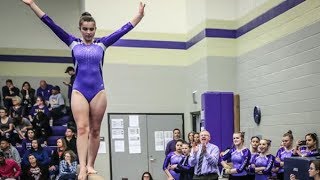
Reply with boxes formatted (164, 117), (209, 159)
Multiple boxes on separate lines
(150, 158), (156, 161)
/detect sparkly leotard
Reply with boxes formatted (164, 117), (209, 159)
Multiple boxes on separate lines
(163, 152), (184, 180)
(250, 154), (275, 180)
(222, 147), (251, 176)
(274, 147), (294, 173)
(41, 15), (133, 102)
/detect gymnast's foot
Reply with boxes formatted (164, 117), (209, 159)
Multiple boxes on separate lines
(78, 166), (88, 180)
(87, 166), (98, 174)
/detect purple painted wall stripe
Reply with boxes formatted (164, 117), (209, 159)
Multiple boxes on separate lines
(236, 0), (305, 37)
(0, 55), (73, 63)
(113, 39), (186, 49)
(0, 0), (306, 62)
(185, 30), (206, 49)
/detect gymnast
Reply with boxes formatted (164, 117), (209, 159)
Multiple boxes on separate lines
(22, 0), (145, 179)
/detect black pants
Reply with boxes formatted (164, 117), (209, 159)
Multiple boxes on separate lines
(59, 173), (76, 180)
(229, 175), (248, 180)
(246, 174), (255, 180)
(193, 173), (218, 180)
(51, 106), (65, 120)
(277, 172), (284, 180)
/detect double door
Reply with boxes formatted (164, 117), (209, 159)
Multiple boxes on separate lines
(109, 113), (184, 180)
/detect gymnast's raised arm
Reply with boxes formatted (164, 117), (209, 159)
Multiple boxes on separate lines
(22, 0), (76, 47)
(98, 2), (146, 48)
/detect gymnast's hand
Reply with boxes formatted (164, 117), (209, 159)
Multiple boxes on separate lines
(131, 2), (146, 26)
(22, 0), (34, 6)
(138, 2), (146, 17)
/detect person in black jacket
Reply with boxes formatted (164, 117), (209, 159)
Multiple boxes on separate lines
(64, 127), (77, 155)
(173, 142), (194, 180)
(21, 81), (36, 116)
(2, 79), (20, 109)
(31, 112), (52, 144)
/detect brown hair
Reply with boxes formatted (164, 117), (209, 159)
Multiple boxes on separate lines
(0, 107), (8, 115)
(283, 130), (294, 141)
(64, 150), (77, 162)
(141, 172), (153, 180)
(79, 12), (95, 27)
(251, 136), (260, 141)
(57, 138), (68, 152)
(235, 131), (245, 142)
(306, 133), (318, 149)
(263, 139), (272, 147)
(311, 160), (320, 175)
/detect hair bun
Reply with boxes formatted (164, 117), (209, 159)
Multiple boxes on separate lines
(81, 12), (92, 17)
(287, 130), (292, 134)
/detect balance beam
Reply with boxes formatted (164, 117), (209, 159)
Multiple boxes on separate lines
(88, 174), (105, 180)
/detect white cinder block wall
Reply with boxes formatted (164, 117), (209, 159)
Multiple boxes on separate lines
(0, 0), (80, 49)
(237, 21), (320, 153)
(207, 57), (237, 92)
(184, 59), (209, 131)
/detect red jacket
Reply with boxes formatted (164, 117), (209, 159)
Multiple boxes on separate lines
(0, 158), (21, 178)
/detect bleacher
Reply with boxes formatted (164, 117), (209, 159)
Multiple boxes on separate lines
(16, 115), (71, 158)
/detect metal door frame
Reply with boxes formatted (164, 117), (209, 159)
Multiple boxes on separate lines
(190, 111), (201, 132)
(107, 113), (185, 180)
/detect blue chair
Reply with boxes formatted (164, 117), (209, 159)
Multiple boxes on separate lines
(54, 116), (70, 126)
(51, 126), (67, 136)
(47, 136), (64, 146)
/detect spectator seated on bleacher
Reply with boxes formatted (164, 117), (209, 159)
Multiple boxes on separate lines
(22, 154), (49, 180)
(0, 107), (14, 139)
(21, 128), (36, 152)
(64, 127), (77, 155)
(0, 138), (21, 165)
(56, 150), (78, 180)
(49, 86), (66, 121)
(28, 96), (50, 122)
(0, 151), (21, 179)
(31, 112), (52, 144)
(2, 79), (20, 110)
(11, 116), (32, 146)
(22, 139), (49, 168)
(21, 81), (36, 117)
(9, 96), (26, 118)
(36, 80), (53, 103)
(49, 138), (69, 180)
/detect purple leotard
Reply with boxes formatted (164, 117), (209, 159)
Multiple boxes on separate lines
(274, 147), (293, 173)
(250, 153), (275, 180)
(41, 15), (133, 102)
(299, 146), (319, 157)
(222, 147), (251, 176)
(163, 152), (184, 180)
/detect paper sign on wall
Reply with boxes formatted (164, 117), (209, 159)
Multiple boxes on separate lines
(114, 140), (125, 152)
(112, 129), (124, 139)
(129, 115), (139, 127)
(111, 119), (124, 129)
(128, 127), (141, 154)
(154, 131), (164, 151)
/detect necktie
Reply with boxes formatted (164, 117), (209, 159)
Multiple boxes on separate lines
(196, 146), (205, 175)
(182, 156), (188, 165)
